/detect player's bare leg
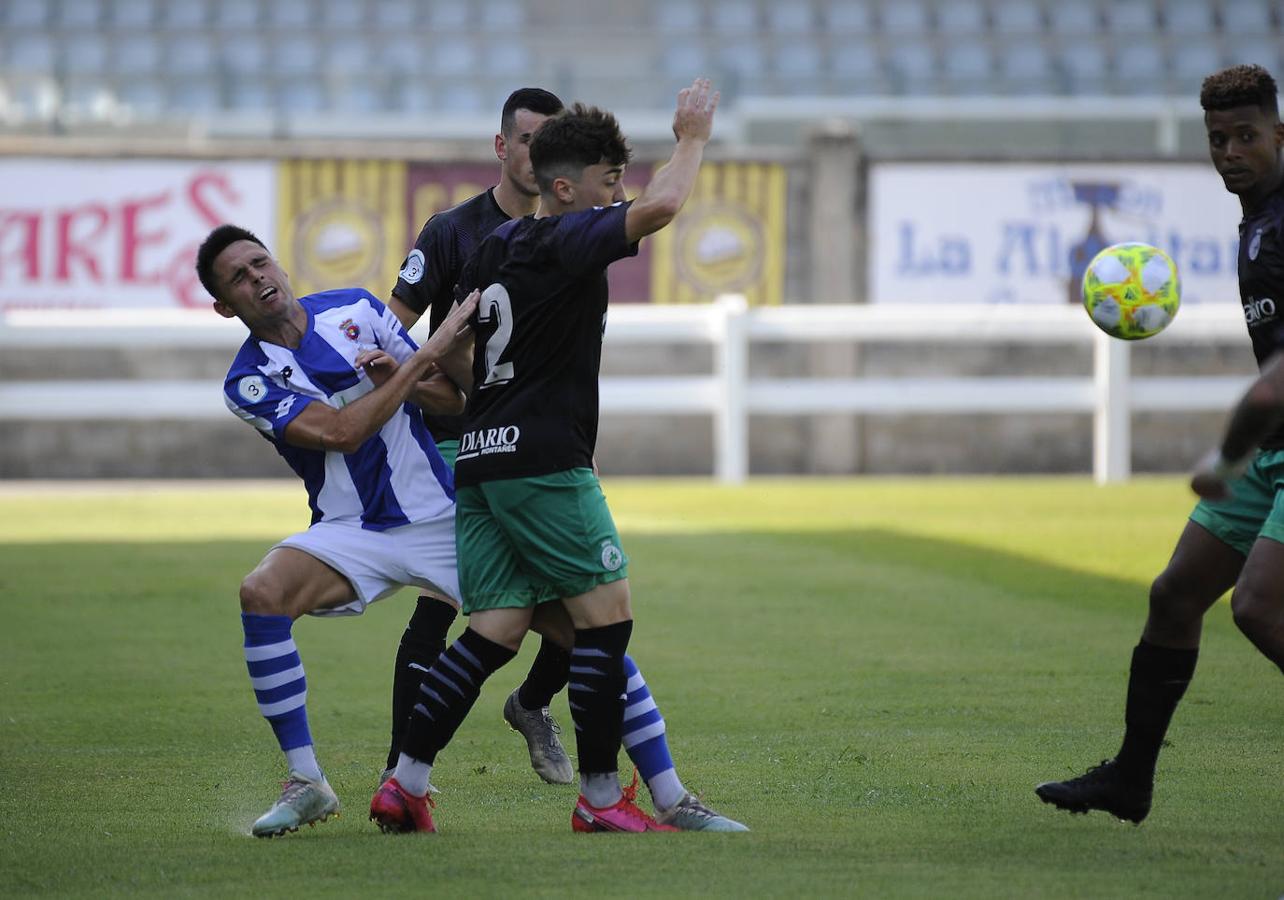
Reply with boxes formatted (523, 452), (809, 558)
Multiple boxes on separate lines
(1037, 521), (1242, 822)
(1229, 537), (1284, 669)
(240, 548), (352, 836)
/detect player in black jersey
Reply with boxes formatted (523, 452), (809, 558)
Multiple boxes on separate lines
(378, 89), (577, 786)
(372, 81), (743, 834)
(1037, 64), (1284, 823)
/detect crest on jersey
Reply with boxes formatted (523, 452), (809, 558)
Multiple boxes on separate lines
(399, 249), (426, 285)
(1249, 228), (1263, 261)
(600, 541), (624, 572)
(340, 318), (361, 341)
(237, 375), (266, 403)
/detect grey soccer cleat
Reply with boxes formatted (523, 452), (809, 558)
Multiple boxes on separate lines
(656, 792), (750, 832)
(251, 771), (340, 837)
(502, 689), (574, 785)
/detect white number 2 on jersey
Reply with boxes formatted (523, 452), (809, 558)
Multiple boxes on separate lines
(477, 283), (515, 388)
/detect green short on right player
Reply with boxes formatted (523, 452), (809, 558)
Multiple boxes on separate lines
(1037, 63), (1284, 824)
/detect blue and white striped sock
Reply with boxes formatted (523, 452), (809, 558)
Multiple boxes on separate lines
(242, 613), (322, 782)
(621, 655), (686, 811)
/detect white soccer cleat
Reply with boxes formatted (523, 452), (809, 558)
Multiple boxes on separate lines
(251, 771), (340, 837)
(655, 792), (749, 832)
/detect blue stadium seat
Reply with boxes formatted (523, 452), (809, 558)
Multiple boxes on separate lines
(940, 42), (995, 94)
(114, 34), (162, 76)
(110, 0), (157, 30)
(1228, 38), (1281, 74)
(1048, 2), (1100, 36)
(227, 78), (272, 111)
(990, 0), (1043, 36)
(655, 1), (703, 33)
(321, 36), (373, 77)
(1170, 40), (1223, 93)
(936, 0), (987, 36)
(168, 78), (220, 113)
(267, 0), (313, 30)
(480, 0), (525, 30)
(393, 80), (434, 113)
(774, 40), (824, 84)
(160, 0), (207, 29)
(829, 40), (890, 94)
(1056, 39), (1110, 93)
(319, 0), (364, 31)
(214, 0), (260, 30)
(164, 35), (216, 76)
(428, 0), (471, 31)
(6, 0), (49, 29)
(62, 34), (109, 76)
(380, 36), (422, 76)
(1163, 0), (1215, 36)
(432, 41), (478, 77)
(712, 0), (759, 33)
(487, 41), (532, 79)
(220, 36), (267, 76)
(1102, 0), (1157, 33)
(59, 0), (103, 29)
(330, 75), (390, 114)
(767, 3), (815, 34)
(117, 78), (166, 115)
(436, 80), (485, 113)
(275, 37), (320, 78)
(6, 33), (57, 74)
(886, 38), (937, 93)
(374, 0), (417, 30)
(660, 42), (710, 78)
(880, 0), (930, 36)
(823, 0), (874, 34)
(1112, 38), (1166, 93)
(997, 39), (1058, 94)
(1219, 0), (1273, 37)
(278, 78), (326, 113)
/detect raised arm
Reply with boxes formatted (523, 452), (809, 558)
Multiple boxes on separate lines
(624, 78), (719, 245)
(283, 291), (479, 454)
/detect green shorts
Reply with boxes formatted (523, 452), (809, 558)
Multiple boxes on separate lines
(1189, 449), (1284, 556)
(455, 468), (629, 613)
(435, 439), (459, 470)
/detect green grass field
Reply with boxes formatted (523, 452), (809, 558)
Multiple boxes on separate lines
(1, 477), (1281, 898)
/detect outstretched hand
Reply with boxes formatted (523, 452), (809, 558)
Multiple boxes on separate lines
(420, 289), (480, 362)
(672, 78), (718, 145)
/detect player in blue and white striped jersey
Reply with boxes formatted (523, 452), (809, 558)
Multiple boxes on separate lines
(197, 224), (478, 838)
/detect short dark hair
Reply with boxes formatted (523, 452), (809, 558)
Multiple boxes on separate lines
(529, 103), (633, 194)
(1201, 64), (1279, 117)
(500, 87), (564, 136)
(196, 224), (267, 301)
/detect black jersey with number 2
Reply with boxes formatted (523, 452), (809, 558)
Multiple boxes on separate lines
(1238, 184), (1284, 448)
(453, 201), (638, 487)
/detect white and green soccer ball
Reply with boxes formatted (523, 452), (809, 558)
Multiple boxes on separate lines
(1081, 242), (1181, 340)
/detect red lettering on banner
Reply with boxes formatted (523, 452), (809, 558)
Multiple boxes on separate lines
(120, 191), (170, 283)
(0, 212), (41, 280)
(188, 170), (241, 226)
(54, 204), (110, 281)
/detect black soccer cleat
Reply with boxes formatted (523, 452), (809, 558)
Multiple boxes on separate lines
(1035, 758), (1153, 824)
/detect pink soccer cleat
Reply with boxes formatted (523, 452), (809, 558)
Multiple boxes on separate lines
(571, 771), (677, 833)
(369, 777), (436, 833)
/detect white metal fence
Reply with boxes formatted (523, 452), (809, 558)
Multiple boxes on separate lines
(0, 299), (1253, 483)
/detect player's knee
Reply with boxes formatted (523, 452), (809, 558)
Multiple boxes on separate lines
(1231, 589), (1272, 642)
(1147, 571), (1205, 628)
(239, 571), (288, 616)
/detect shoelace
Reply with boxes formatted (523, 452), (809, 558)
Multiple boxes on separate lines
(539, 708), (563, 734)
(279, 777), (314, 805)
(616, 769), (655, 823)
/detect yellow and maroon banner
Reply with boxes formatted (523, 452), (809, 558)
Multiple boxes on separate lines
(648, 162), (787, 306)
(275, 159), (407, 300)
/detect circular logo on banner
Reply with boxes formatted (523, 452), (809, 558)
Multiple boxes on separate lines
(293, 199), (384, 290)
(399, 249), (426, 285)
(673, 200), (765, 297)
(600, 542), (624, 572)
(237, 375), (266, 402)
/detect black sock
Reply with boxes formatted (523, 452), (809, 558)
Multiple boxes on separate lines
(401, 628), (516, 766)
(517, 638), (571, 710)
(386, 597), (457, 770)
(1114, 640), (1198, 781)
(567, 621), (633, 775)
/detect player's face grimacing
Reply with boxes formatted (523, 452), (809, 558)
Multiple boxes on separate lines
(499, 109), (555, 198)
(1205, 104), (1284, 197)
(210, 239), (295, 325)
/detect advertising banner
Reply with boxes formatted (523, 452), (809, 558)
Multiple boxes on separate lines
(0, 159), (274, 310)
(868, 163), (1242, 306)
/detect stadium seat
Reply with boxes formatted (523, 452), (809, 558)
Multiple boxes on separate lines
(767, 3), (815, 34)
(989, 0), (1043, 36)
(6, 0), (49, 29)
(880, 0), (930, 36)
(110, 0), (157, 30)
(278, 79), (326, 113)
(488, 41), (533, 79)
(164, 35), (216, 76)
(275, 37), (320, 78)
(997, 39), (1058, 94)
(329, 75), (390, 113)
(823, 0), (874, 34)
(168, 77), (220, 113)
(393, 80), (435, 114)
(828, 40), (890, 94)
(1229, 39), (1281, 74)
(1048, 2), (1100, 36)
(114, 34), (162, 76)
(220, 36), (268, 76)
(480, 0), (525, 30)
(428, 0), (471, 31)
(160, 0), (207, 29)
(940, 42), (996, 94)
(5, 34), (57, 75)
(227, 78), (273, 111)
(381, 36), (424, 76)
(435, 80), (485, 113)
(373, 0), (417, 30)
(1219, 0), (1274, 37)
(432, 41), (478, 77)
(1111, 37), (1166, 93)
(319, 0), (364, 31)
(773, 40), (824, 92)
(267, 0), (313, 30)
(712, 0), (759, 34)
(936, 0), (987, 36)
(1163, 0), (1216, 36)
(654, 0), (703, 33)
(58, 0), (103, 29)
(62, 34), (109, 77)
(886, 39), (937, 93)
(1170, 40), (1224, 93)
(1056, 39), (1110, 93)
(214, 0), (260, 30)
(1102, 0), (1156, 33)
(117, 78), (166, 116)
(660, 42), (711, 78)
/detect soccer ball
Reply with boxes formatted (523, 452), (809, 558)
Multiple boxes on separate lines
(1081, 242), (1181, 340)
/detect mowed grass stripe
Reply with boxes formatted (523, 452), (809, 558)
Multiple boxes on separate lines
(0, 479), (1279, 898)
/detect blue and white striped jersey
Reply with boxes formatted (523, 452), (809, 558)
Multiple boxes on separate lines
(223, 288), (455, 530)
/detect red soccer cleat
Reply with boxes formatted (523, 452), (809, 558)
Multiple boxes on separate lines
(369, 777), (436, 834)
(571, 770), (678, 833)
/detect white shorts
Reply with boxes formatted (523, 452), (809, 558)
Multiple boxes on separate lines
(276, 511), (460, 617)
